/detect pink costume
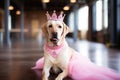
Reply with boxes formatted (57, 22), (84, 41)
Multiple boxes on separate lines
(32, 42), (120, 80)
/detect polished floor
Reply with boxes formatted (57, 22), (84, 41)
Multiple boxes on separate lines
(0, 38), (120, 80)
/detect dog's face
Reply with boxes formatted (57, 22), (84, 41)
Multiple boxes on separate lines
(42, 20), (69, 46)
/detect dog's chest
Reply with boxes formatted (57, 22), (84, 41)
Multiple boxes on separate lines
(44, 43), (70, 67)
(45, 44), (65, 58)
(47, 49), (61, 58)
(47, 49), (69, 66)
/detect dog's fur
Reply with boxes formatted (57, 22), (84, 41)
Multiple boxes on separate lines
(42, 20), (74, 80)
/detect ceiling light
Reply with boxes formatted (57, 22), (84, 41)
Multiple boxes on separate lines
(63, 6), (70, 11)
(16, 10), (21, 15)
(70, 0), (76, 3)
(9, 6), (14, 10)
(42, 0), (50, 3)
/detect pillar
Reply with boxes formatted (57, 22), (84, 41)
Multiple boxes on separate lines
(92, 2), (97, 41)
(4, 0), (11, 45)
(117, 0), (120, 44)
(20, 4), (24, 43)
(108, 0), (117, 45)
(73, 4), (79, 41)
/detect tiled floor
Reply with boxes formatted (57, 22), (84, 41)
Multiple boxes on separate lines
(0, 38), (120, 80)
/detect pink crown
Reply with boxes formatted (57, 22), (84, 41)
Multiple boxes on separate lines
(46, 10), (65, 21)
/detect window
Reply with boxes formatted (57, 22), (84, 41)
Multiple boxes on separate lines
(8, 15), (11, 30)
(68, 12), (74, 32)
(78, 6), (89, 31)
(96, 0), (108, 31)
(96, 0), (102, 31)
(104, 0), (108, 29)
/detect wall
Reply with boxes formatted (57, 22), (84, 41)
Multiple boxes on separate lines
(0, 8), (4, 29)
(15, 10), (47, 40)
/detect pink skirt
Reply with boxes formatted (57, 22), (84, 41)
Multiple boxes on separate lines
(32, 51), (120, 80)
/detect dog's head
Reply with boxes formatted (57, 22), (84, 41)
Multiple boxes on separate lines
(42, 20), (69, 46)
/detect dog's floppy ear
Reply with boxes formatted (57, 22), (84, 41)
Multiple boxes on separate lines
(41, 22), (48, 37)
(62, 22), (70, 37)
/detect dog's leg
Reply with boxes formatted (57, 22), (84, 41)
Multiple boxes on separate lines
(42, 61), (51, 80)
(55, 69), (68, 80)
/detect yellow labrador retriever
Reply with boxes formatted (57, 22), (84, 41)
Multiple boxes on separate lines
(42, 20), (73, 80)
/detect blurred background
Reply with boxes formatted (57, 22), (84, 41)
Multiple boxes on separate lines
(0, 0), (120, 80)
(0, 0), (120, 45)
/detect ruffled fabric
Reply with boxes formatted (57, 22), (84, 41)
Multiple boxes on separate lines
(32, 47), (120, 80)
(32, 57), (44, 69)
(68, 51), (120, 80)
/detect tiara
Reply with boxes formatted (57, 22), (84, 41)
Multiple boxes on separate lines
(46, 10), (65, 21)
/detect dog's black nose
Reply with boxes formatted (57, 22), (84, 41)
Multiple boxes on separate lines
(52, 32), (57, 38)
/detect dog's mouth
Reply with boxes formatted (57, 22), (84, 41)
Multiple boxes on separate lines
(50, 38), (59, 44)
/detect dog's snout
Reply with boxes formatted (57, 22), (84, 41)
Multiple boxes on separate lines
(50, 32), (59, 43)
(52, 32), (57, 38)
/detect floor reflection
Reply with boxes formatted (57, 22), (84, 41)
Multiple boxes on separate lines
(0, 39), (120, 80)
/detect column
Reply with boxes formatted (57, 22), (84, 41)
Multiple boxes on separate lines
(88, 4), (93, 41)
(4, 0), (11, 45)
(73, 4), (79, 41)
(92, 2), (97, 41)
(108, 0), (117, 45)
(117, 0), (120, 44)
(20, 4), (24, 43)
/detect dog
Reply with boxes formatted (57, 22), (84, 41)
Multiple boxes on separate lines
(41, 19), (74, 80)
(33, 11), (120, 80)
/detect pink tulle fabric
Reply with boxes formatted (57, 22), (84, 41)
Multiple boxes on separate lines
(68, 51), (120, 80)
(32, 46), (120, 80)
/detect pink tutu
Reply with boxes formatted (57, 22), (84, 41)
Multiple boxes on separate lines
(32, 51), (120, 80)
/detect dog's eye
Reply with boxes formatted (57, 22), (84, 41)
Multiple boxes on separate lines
(49, 25), (52, 28)
(58, 26), (62, 28)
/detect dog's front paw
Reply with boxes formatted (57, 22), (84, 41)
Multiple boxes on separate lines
(55, 74), (64, 80)
(55, 77), (62, 80)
